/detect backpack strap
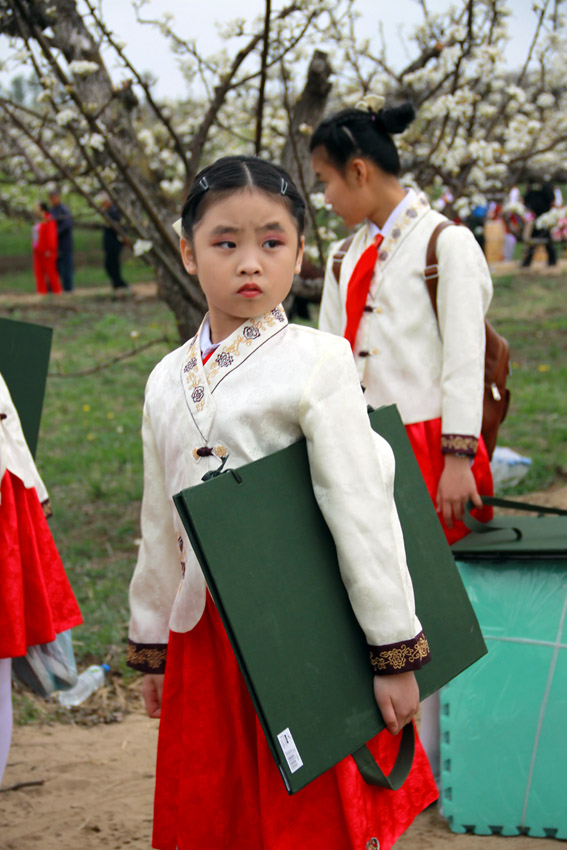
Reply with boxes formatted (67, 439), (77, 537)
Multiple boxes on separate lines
(424, 220), (457, 319)
(332, 234), (356, 284)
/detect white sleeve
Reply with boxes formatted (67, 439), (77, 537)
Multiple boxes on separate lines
(127, 398), (182, 672)
(318, 246), (345, 336)
(436, 225), (493, 438)
(0, 373), (48, 503)
(298, 338), (427, 672)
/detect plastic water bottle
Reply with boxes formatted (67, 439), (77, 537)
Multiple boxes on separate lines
(57, 664), (110, 707)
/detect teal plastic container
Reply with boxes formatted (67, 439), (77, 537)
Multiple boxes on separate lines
(441, 548), (567, 838)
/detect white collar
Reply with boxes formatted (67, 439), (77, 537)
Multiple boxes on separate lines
(200, 316), (224, 358)
(368, 188), (417, 240)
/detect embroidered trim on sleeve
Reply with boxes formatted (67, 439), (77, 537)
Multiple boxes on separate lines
(127, 639), (167, 673)
(441, 434), (478, 457)
(369, 630), (431, 675)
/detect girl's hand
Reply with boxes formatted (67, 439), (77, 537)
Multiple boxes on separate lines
(373, 671), (420, 735)
(437, 454), (483, 528)
(141, 673), (165, 718)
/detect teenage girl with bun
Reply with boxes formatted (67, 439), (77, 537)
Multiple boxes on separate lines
(310, 96), (494, 781)
(310, 96), (494, 545)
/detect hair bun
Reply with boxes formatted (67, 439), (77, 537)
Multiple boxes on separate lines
(380, 102), (415, 134)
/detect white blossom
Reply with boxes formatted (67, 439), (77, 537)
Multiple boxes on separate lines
(536, 207), (566, 229)
(536, 93), (555, 109)
(309, 192), (330, 210)
(69, 60), (100, 77)
(133, 239), (153, 256)
(56, 109), (77, 126)
(160, 178), (184, 197)
(137, 128), (158, 155)
(86, 133), (106, 151)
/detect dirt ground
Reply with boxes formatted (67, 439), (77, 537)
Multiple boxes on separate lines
(0, 705), (557, 850)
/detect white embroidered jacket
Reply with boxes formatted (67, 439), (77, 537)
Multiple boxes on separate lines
(0, 372), (48, 504)
(319, 193), (493, 452)
(127, 307), (429, 676)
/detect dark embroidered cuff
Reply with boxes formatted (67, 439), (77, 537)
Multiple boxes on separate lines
(127, 639), (167, 673)
(369, 630), (431, 675)
(441, 434), (478, 457)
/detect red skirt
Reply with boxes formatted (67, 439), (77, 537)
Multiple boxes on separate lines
(153, 594), (438, 850)
(405, 418), (493, 545)
(0, 470), (82, 658)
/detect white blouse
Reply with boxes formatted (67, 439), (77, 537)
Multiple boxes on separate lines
(319, 192), (493, 441)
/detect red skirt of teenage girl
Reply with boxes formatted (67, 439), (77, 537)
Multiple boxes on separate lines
(153, 593), (438, 850)
(405, 418), (493, 546)
(0, 470), (82, 659)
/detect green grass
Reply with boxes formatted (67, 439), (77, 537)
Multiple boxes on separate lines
(1, 268), (565, 721)
(488, 273), (567, 493)
(0, 256), (155, 293)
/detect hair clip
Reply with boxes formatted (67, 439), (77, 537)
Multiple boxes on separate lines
(341, 125), (357, 146)
(355, 94), (385, 114)
(280, 178), (288, 196)
(200, 176), (209, 192)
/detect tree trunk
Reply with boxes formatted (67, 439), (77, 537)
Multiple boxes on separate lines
(281, 50), (333, 193)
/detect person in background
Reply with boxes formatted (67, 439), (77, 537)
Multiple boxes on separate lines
(32, 202), (62, 295)
(521, 181), (556, 267)
(49, 186), (74, 292)
(101, 195), (130, 293)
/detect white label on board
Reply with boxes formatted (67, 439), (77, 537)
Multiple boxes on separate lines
(277, 727), (304, 773)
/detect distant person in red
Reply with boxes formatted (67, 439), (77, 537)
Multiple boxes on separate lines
(32, 202), (62, 295)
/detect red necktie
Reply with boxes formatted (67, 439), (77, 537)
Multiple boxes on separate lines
(343, 233), (383, 350)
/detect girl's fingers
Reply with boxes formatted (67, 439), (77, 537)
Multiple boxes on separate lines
(471, 489), (484, 510)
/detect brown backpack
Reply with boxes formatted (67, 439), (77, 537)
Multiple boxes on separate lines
(331, 223), (511, 459)
(424, 221), (510, 459)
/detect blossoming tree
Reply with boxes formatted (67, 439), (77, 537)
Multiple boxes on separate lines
(0, 0), (566, 335)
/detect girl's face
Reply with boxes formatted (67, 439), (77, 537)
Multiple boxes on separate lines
(180, 189), (304, 342)
(311, 147), (370, 228)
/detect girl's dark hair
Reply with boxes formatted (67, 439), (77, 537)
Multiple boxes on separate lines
(309, 102), (415, 175)
(181, 155), (306, 240)
(39, 201), (49, 213)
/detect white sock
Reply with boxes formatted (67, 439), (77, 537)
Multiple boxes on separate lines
(0, 658), (13, 785)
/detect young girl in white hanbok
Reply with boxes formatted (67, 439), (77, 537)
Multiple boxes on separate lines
(0, 372), (81, 783)
(127, 155), (437, 850)
(310, 95), (495, 785)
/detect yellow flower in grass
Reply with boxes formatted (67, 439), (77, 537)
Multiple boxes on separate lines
(538, 364), (550, 372)
(107, 412), (115, 420)
(86, 433), (95, 441)
(82, 403), (91, 412)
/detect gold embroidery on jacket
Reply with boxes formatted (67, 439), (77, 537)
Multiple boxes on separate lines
(182, 307), (286, 412)
(370, 633), (430, 673)
(441, 434), (478, 456)
(127, 643), (167, 671)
